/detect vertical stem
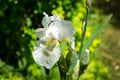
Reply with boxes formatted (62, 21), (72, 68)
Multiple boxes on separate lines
(78, 0), (90, 79)
(46, 68), (50, 75)
(58, 63), (66, 80)
(45, 68), (51, 79)
(58, 55), (68, 80)
(78, 2), (89, 59)
(46, 68), (54, 80)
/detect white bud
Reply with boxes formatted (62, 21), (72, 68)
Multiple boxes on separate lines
(82, 49), (90, 65)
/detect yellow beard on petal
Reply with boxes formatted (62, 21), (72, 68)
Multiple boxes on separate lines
(46, 37), (55, 46)
(64, 38), (70, 42)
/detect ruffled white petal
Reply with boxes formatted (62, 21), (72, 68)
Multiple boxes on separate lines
(42, 12), (61, 28)
(41, 12), (75, 42)
(35, 28), (45, 39)
(32, 45), (60, 69)
(47, 20), (75, 41)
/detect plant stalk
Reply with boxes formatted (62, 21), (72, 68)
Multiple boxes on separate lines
(78, 0), (90, 79)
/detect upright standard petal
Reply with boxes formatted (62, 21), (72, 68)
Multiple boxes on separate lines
(42, 12), (61, 27)
(41, 12), (75, 42)
(32, 44), (60, 69)
(35, 28), (46, 39)
(47, 20), (75, 41)
(42, 14), (51, 27)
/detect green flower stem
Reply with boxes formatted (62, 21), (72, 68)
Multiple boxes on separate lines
(78, 1), (89, 60)
(45, 68), (52, 79)
(78, 0), (90, 79)
(58, 55), (68, 80)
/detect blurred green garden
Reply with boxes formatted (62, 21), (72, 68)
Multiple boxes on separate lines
(0, 0), (120, 80)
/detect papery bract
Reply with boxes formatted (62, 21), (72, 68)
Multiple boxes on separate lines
(81, 49), (90, 65)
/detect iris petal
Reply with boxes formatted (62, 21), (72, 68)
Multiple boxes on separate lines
(32, 44), (60, 69)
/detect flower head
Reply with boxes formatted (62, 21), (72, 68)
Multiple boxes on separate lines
(32, 12), (75, 69)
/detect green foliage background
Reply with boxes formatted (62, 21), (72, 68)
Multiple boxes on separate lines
(0, 0), (111, 80)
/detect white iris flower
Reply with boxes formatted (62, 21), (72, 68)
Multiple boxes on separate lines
(32, 12), (75, 69)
